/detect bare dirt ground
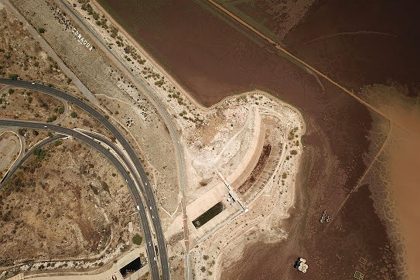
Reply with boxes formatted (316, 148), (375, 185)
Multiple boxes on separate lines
(0, 88), (64, 122)
(0, 131), (21, 179)
(15, 129), (50, 152)
(96, 94), (179, 215)
(0, 139), (140, 279)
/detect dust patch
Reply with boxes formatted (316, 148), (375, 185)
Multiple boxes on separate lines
(362, 83), (420, 280)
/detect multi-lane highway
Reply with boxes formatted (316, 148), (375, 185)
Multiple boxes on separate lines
(0, 119), (160, 279)
(0, 79), (169, 279)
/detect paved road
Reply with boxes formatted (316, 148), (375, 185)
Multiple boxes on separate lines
(0, 80), (169, 279)
(0, 134), (65, 186)
(0, 119), (160, 278)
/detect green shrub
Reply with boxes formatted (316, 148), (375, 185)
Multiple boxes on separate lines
(132, 233), (142, 245)
(47, 115), (57, 122)
(33, 148), (46, 160)
(8, 74), (18, 80)
(57, 107), (65, 114)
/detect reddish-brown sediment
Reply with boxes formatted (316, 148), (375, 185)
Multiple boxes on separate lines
(225, 183), (399, 280)
(96, 0), (406, 278)
(238, 144), (271, 194)
(283, 0), (420, 95)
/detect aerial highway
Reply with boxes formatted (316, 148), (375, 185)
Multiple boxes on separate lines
(0, 119), (160, 279)
(0, 78), (169, 279)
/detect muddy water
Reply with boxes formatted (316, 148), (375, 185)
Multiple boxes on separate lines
(96, 0), (405, 278)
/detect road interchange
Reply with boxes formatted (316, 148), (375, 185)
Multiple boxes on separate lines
(0, 119), (161, 279)
(0, 134), (65, 186)
(0, 79), (169, 280)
